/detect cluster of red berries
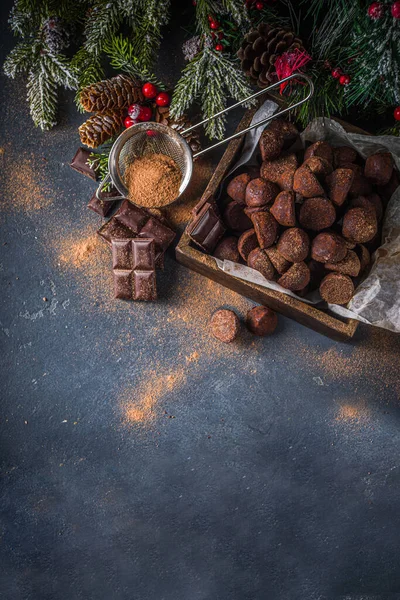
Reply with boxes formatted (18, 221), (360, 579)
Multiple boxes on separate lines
(207, 15), (224, 51)
(368, 1), (400, 19)
(331, 68), (351, 86)
(124, 82), (170, 129)
(245, 0), (267, 9)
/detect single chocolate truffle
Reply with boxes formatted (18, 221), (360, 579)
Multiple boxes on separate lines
(270, 191), (296, 226)
(293, 165), (324, 198)
(269, 119), (299, 148)
(299, 197), (336, 231)
(303, 156), (333, 178)
(319, 273), (354, 305)
(364, 152), (393, 186)
(326, 168), (354, 206)
(227, 173), (251, 202)
(343, 163), (373, 197)
(304, 141), (333, 164)
(277, 261), (310, 291)
(238, 229), (258, 261)
(245, 178), (279, 207)
(333, 146), (358, 168)
(251, 211), (279, 249)
(350, 194), (383, 222)
(311, 232), (347, 263)
(210, 309), (240, 343)
(214, 236), (241, 262)
(277, 227), (310, 263)
(246, 306), (278, 336)
(247, 247), (275, 280)
(355, 244), (371, 273)
(259, 129), (284, 161)
(265, 245), (290, 274)
(260, 154), (298, 188)
(342, 207), (377, 243)
(223, 201), (253, 232)
(325, 250), (361, 277)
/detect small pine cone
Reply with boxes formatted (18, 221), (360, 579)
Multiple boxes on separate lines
(78, 111), (123, 148)
(155, 106), (202, 154)
(79, 74), (144, 113)
(42, 16), (70, 52)
(238, 23), (305, 88)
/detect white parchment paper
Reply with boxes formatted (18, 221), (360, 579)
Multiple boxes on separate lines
(215, 101), (400, 333)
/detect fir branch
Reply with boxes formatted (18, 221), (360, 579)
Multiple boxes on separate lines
(195, 0), (220, 34)
(131, 0), (171, 70)
(42, 51), (79, 89)
(9, 0), (44, 36)
(27, 60), (58, 130)
(220, 0), (250, 29)
(3, 41), (39, 77)
(103, 35), (164, 87)
(72, 48), (104, 112)
(84, 0), (122, 55)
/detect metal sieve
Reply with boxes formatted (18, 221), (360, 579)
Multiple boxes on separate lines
(96, 73), (314, 205)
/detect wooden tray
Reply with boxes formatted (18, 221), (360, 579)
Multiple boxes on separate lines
(175, 108), (362, 341)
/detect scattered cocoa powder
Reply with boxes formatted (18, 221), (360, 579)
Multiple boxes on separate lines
(125, 153), (181, 208)
(1, 152), (53, 215)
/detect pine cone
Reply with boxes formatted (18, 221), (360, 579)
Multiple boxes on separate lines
(78, 111), (123, 148)
(42, 16), (70, 52)
(79, 75), (144, 113)
(238, 23), (305, 88)
(155, 106), (202, 154)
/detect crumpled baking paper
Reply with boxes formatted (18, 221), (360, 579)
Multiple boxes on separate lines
(215, 100), (400, 333)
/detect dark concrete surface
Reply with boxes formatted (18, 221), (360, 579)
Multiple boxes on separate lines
(1, 5), (400, 600)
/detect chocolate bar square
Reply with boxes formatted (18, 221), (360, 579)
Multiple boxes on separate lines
(186, 201), (226, 253)
(70, 148), (98, 181)
(117, 200), (148, 233)
(111, 238), (157, 301)
(139, 217), (176, 252)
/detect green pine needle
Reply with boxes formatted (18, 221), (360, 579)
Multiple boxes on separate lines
(103, 35), (164, 87)
(27, 61), (58, 130)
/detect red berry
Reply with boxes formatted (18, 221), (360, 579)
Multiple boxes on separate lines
(155, 92), (170, 107)
(146, 130), (157, 137)
(208, 15), (213, 21)
(339, 74), (351, 86)
(127, 103), (141, 119)
(218, 32), (224, 39)
(138, 106), (152, 122)
(392, 1), (400, 18)
(124, 116), (137, 128)
(142, 82), (158, 99)
(367, 2), (384, 19)
(255, 1), (264, 8)
(192, 0), (197, 5)
(209, 20), (220, 29)
(215, 43), (223, 51)
(331, 68), (342, 79)
(394, 106), (400, 121)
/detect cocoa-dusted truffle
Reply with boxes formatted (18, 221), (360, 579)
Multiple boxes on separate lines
(251, 211), (279, 249)
(210, 309), (240, 343)
(343, 163), (373, 197)
(319, 273), (354, 305)
(269, 118), (299, 148)
(326, 168), (354, 206)
(259, 129), (284, 161)
(214, 236), (241, 263)
(265, 245), (290, 274)
(223, 201), (252, 232)
(246, 306), (278, 336)
(311, 232), (347, 263)
(325, 250), (361, 277)
(238, 229), (258, 261)
(333, 146), (358, 168)
(247, 247), (275, 280)
(299, 197), (336, 231)
(303, 156), (333, 178)
(342, 207), (377, 243)
(245, 178), (279, 207)
(304, 141), (333, 164)
(293, 165), (324, 198)
(270, 191), (296, 226)
(277, 227), (310, 262)
(227, 173), (251, 202)
(277, 261), (310, 291)
(244, 205), (267, 218)
(260, 154), (298, 188)
(350, 194), (383, 222)
(355, 244), (371, 273)
(364, 152), (393, 186)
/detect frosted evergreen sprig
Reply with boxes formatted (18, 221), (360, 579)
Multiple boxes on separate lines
(84, 0), (122, 55)
(27, 61), (58, 130)
(103, 35), (164, 87)
(72, 47), (105, 112)
(3, 41), (39, 77)
(131, 0), (171, 70)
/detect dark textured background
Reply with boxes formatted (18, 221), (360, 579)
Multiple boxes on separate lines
(1, 4), (400, 599)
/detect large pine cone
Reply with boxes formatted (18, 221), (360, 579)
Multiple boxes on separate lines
(155, 106), (202, 154)
(79, 74), (144, 113)
(78, 111), (123, 148)
(238, 23), (305, 88)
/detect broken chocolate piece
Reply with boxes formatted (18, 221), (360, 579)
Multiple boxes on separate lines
(88, 189), (119, 218)
(186, 201), (226, 253)
(70, 148), (98, 180)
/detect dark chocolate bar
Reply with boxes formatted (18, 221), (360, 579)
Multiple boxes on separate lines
(70, 148), (98, 180)
(87, 188), (119, 217)
(112, 238), (157, 301)
(186, 201), (226, 253)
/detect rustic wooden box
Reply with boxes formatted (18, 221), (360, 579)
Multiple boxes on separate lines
(175, 108), (361, 341)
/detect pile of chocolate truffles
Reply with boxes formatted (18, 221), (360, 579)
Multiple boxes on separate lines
(211, 119), (398, 305)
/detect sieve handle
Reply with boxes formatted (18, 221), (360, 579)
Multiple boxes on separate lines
(181, 73), (314, 159)
(95, 173), (126, 202)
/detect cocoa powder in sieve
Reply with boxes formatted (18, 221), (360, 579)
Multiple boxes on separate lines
(125, 153), (182, 208)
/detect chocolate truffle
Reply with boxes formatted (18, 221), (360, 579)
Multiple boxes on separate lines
(343, 163), (372, 197)
(299, 197), (336, 231)
(265, 245), (291, 274)
(350, 194), (383, 222)
(277, 227), (310, 263)
(355, 244), (371, 273)
(293, 165), (324, 198)
(342, 207), (377, 243)
(303, 156), (333, 178)
(325, 250), (361, 277)
(210, 309), (240, 343)
(269, 119), (299, 148)
(304, 141), (333, 164)
(333, 146), (358, 168)
(326, 168), (354, 206)
(364, 152), (393, 186)
(251, 211), (279, 249)
(259, 129), (284, 161)
(244, 205), (267, 218)
(311, 232), (347, 263)
(260, 154), (298, 188)
(319, 273), (354, 305)
(270, 191), (296, 226)
(246, 306), (278, 336)
(214, 236), (241, 263)
(238, 229), (258, 261)
(223, 201), (252, 232)
(277, 261), (310, 291)
(227, 173), (251, 202)
(247, 247), (275, 280)
(245, 178), (279, 207)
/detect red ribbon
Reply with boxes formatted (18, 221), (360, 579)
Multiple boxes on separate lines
(274, 49), (312, 94)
